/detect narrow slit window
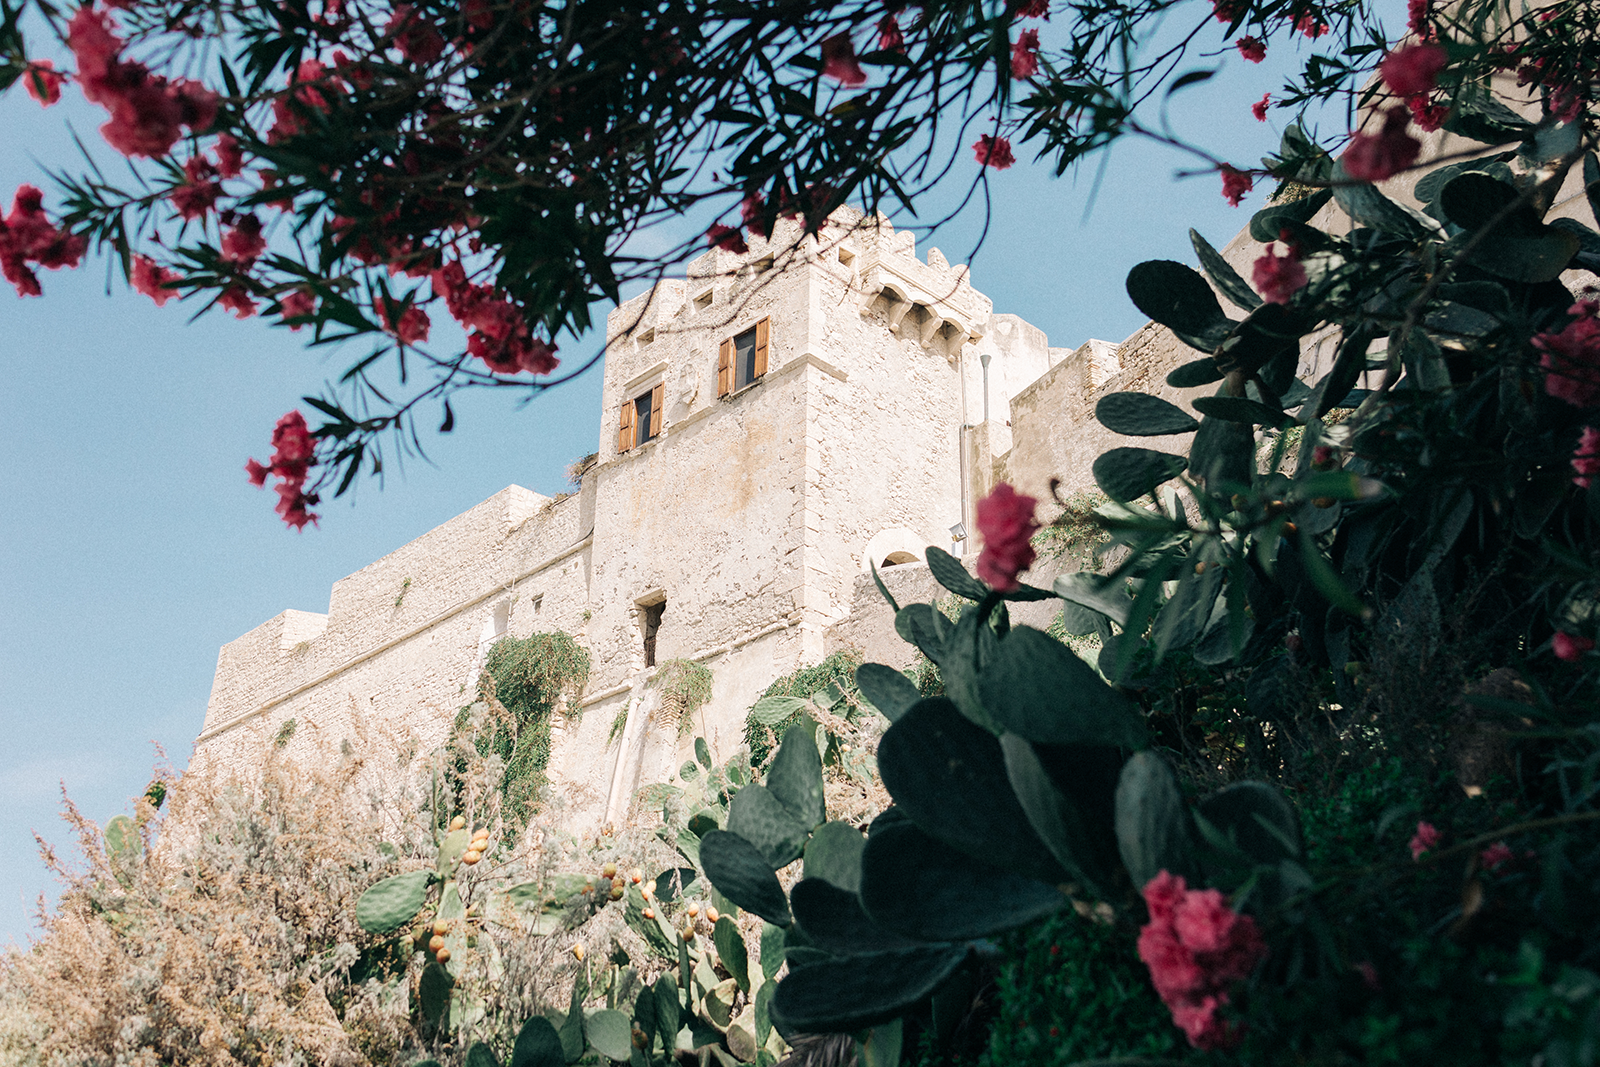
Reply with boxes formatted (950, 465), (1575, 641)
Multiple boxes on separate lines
(641, 601), (665, 668)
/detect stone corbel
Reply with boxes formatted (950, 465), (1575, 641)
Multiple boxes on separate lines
(919, 310), (946, 349)
(885, 295), (913, 331)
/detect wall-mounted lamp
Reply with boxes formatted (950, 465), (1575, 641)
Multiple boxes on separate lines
(948, 522), (967, 542)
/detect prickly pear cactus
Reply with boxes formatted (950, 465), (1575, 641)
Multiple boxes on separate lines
(694, 547), (1303, 1042)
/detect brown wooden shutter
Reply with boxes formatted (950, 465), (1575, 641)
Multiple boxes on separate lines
(717, 338), (734, 397)
(649, 382), (664, 439)
(617, 398), (635, 452)
(753, 317), (770, 378)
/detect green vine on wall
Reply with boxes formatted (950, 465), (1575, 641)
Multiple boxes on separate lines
(743, 649), (867, 768)
(448, 630), (590, 831)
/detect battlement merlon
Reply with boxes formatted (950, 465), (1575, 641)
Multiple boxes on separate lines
(602, 208), (991, 353)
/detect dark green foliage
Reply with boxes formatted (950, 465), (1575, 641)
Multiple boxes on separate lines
(974, 911), (1184, 1067)
(773, 946), (970, 1033)
(450, 631), (589, 830)
(1095, 392), (1202, 437)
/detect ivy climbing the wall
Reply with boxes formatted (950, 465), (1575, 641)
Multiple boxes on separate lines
(449, 630), (590, 832)
(743, 649), (865, 768)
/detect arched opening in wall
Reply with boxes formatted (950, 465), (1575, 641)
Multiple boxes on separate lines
(861, 528), (936, 576)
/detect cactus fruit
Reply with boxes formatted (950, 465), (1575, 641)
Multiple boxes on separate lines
(643, 908), (655, 920)
(686, 904), (699, 918)
(429, 934), (446, 952)
(463, 850), (482, 865)
(449, 816), (467, 831)
(433, 918), (450, 936)
(435, 947), (451, 964)
(629, 867), (643, 884)
(572, 944), (586, 961)
(602, 861), (618, 878)
(706, 906), (720, 923)
(609, 882), (625, 901)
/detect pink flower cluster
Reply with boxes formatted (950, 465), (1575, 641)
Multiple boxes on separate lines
(821, 33), (867, 87)
(0, 185), (87, 297)
(1572, 426), (1600, 488)
(1220, 166), (1253, 207)
(432, 261), (559, 376)
(23, 60), (66, 106)
(1534, 300), (1600, 406)
(1252, 233), (1307, 305)
(975, 482), (1039, 592)
(1342, 107), (1421, 183)
(1409, 820), (1440, 859)
(1011, 29), (1040, 78)
(1236, 37), (1266, 63)
(67, 5), (219, 158)
(973, 134), (1016, 170)
(131, 254), (182, 306)
(246, 410), (321, 530)
(1554, 632), (1594, 661)
(1137, 872), (1267, 1050)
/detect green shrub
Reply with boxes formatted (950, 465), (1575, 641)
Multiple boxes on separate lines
(743, 649), (865, 767)
(451, 630), (590, 830)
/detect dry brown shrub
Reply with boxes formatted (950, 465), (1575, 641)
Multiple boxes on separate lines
(0, 716), (692, 1067)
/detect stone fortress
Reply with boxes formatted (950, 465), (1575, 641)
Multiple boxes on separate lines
(197, 122), (1598, 831)
(191, 202), (1224, 831)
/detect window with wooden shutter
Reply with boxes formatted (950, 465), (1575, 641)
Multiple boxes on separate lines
(649, 382), (664, 439)
(753, 317), (770, 379)
(617, 398), (635, 453)
(717, 339), (733, 397)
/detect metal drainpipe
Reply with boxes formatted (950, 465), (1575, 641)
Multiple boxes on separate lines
(980, 350), (991, 425)
(957, 340), (971, 556)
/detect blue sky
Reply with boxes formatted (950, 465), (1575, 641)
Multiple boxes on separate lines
(0, 10), (1389, 944)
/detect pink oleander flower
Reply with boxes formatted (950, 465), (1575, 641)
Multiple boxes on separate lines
(1252, 93), (1271, 121)
(1236, 37), (1266, 63)
(387, 4), (446, 65)
(218, 285), (258, 319)
(1550, 86), (1585, 124)
(214, 133), (245, 178)
(1211, 0), (1245, 23)
(1220, 166), (1252, 207)
(221, 213), (267, 265)
(248, 410), (321, 529)
(1573, 426), (1600, 488)
(23, 61), (66, 106)
(1534, 301), (1600, 406)
(1409, 821), (1440, 860)
(973, 134), (1015, 170)
(740, 194), (768, 240)
(1554, 631), (1595, 661)
(975, 482), (1039, 592)
(1381, 43), (1447, 97)
(1341, 106), (1420, 182)
(378, 299), (431, 345)
(1407, 0), (1432, 37)
(0, 184), (87, 297)
(1010, 0), (1049, 17)
(1294, 11), (1328, 37)
(169, 154), (221, 220)
(1354, 961), (1380, 990)
(876, 12), (905, 53)
(130, 254), (182, 306)
(707, 223), (748, 254)
(821, 33), (867, 86)
(1480, 842), (1513, 871)
(277, 289), (317, 329)
(1406, 94), (1449, 132)
(1137, 872), (1267, 1051)
(1252, 241), (1307, 305)
(1011, 28), (1040, 78)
